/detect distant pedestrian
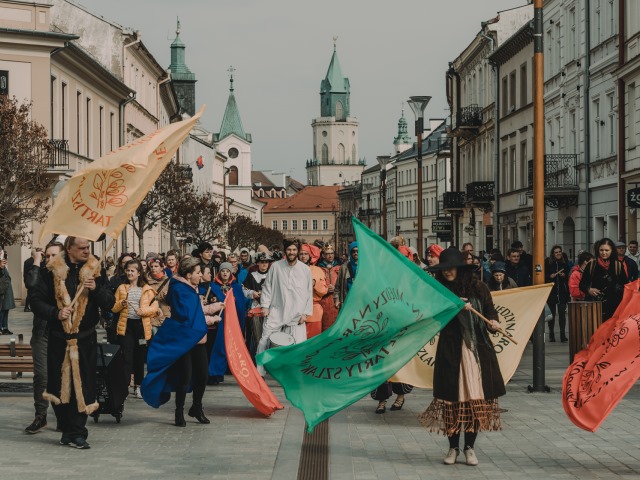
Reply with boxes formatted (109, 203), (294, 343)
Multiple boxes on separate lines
(487, 261), (517, 291)
(544, 246), (570, 342)
(627, 240), (640, 267)
(0, 250), (16, 335)
(615, 241), (638, 281)
(568, 251), (594, 301)
(505, 248), (532, 287)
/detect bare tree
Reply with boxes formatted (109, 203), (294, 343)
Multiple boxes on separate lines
(0, 97), (55, 247)
(172, 192), (227, 246)
(226, 214), (283, 252)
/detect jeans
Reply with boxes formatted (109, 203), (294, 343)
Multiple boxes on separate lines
(0, 309), (8, 330)
(30, 332), (49, 416)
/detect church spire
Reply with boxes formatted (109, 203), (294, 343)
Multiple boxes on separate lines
(393, 104), (411, 154)
(169, 17), (196, 116)
(218, 66), (250, 142)
(319, 39), (351, 120)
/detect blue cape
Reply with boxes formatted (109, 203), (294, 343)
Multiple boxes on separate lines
(141, 278), (207, 408)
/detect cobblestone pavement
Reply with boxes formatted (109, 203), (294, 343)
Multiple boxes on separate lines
(1, 310), (638, 479)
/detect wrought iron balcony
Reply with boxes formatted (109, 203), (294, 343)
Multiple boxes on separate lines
(527, 154), (579, 208)
(451, 105), (482, 138)
(47, 139), (69, 169)
(358, 208), (380, 217)
(466, 181), (494, 205)
(442, 191), (466, 211)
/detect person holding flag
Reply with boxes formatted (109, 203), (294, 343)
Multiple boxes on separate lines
(419, 247), (504, 467)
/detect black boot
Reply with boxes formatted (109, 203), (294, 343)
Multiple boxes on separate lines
(188, 404), (210, 424)
(549, 332), (556, 342)
(174, 408), (186, 427)
(560, 333), (568, 343)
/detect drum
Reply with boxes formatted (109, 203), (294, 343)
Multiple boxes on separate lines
(268, 331), (295, 349)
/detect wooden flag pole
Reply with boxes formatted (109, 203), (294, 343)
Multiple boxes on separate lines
(468, 305), (518, 345)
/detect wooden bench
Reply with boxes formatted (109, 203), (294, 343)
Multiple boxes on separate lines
(0, 334), (34, 379)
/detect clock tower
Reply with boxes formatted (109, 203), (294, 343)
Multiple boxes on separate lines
(306, 40), (363, 186)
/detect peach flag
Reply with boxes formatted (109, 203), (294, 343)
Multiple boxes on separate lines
(562, 280), (640, 432)
(39, 108), (204, 242)
(224, 289), (284, 416)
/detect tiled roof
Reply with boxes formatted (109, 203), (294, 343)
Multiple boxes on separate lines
(251, 171), (276, 188)
(263, 186), (341, 213)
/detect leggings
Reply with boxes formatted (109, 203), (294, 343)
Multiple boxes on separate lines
(174, 344), (208, 409)
(448, 420), (480, 449)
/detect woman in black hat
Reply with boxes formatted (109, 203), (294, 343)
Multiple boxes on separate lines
(419, 247), (505, 467)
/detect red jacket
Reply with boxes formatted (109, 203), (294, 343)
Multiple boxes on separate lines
(569, 265), (585, 301)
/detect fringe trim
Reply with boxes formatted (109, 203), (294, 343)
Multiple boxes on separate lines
(42, 392), (61, 405)
(418, 398), (502, 436)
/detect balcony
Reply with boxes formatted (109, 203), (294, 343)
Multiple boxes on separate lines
(450, 105), (482, 138)
(442, 191), (466, 211)
(527, 154), (579, 208)
(466, 181), (494, 207)
(47, 139), (69, 170)
(358, 208), (380, 218)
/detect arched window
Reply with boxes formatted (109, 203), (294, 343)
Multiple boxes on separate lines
(338, 143), (345, 163)
(336, 101), (343, 120)
(322, 144), (329, 164)
(352, 144), (356, 164)
(228, 165), (239, 185)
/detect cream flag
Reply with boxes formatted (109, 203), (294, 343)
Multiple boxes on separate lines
(40, 107), (204, 242)
(390, 283), (553, 387)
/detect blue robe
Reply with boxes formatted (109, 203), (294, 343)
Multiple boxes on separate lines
(208, 280), (247, 378)
(141, 278), (207, 408)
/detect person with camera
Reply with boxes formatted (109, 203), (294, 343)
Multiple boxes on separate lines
(544, 246), (571, 342)
(579, 238), (629, 321)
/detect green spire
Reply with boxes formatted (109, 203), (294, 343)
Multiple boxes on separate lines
(394, 105), (411, 146)
(169, 18), (194, 78)
(219, 66), (250, 142)
(321, 38), (349, 94)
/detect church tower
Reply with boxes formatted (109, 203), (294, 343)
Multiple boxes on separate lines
(213, 67), (253, 209)
(393, 106), (412, 154)
(168, 19), (196, 116)
(307, 40), (363, 186)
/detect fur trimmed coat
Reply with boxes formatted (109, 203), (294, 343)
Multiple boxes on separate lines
(112, 283), (157, 340)
(30, 252), (115, 414)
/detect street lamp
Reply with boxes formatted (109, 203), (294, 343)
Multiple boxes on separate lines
(377, 156), (390, 240)
(407, 96), (431, 258)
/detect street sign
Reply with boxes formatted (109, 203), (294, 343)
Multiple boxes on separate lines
(628, 188), (640, 208)
(431, 217), (453, 233)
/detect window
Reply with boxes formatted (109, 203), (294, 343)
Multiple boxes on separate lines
(509, 71), (516, 111)
(336, 101), (343, 121)
(110, 112), (114, 151)
(594, 99), (601, 157)
(502, 149), (508, 191)
(99, 106), (104, 156)
(322, 144), (329, 164)
(312, 219), (318, 230)
(568, 7), (576, 60)
(630, 84), (637, 148)
(302, 219), (308, 230)
(61, 82), (67, 140)
(282, 220), (288, 231)
(501, 76), (508, 116)
(595, 0), (601, 42)
(609, 0), (615, 37)
(520, 62), (527, 106)
(608, 93), (615, 153)
(520, 141), (528, 189)
(322, 219), (329, 230)
(338, 143), (345, 163)
(51, 76), (56, 137)
(86, 97), (91, 157)
(228, 166), (239, 185)
(352, 144), (356, 163)
(548, 120), (554, 153)
(292, 220), (298, 231)
(570, 110), (577, 152)
(76, 91), (81, 153)
(510, 146), (517, 191)
(272, 220), (278, 230)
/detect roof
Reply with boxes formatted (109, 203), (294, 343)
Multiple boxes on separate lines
(321, 45), (349, 94)
(262, 186), (341, 214)
(251, 171), (276, 188)
(218, 74), (249, 142)
(362, 164), (381, 174)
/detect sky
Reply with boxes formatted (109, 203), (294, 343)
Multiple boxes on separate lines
(74, 0), (526, 182)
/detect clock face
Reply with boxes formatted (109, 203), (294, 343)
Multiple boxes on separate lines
(228, 147), (239, 158)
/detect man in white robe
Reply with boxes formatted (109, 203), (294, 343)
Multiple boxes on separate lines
(257, 240), (313, 376)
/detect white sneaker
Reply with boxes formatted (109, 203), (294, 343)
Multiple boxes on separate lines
(464, 447), (478, 466)
(443, 447), (459, 465)
(134, 387), (143, 399)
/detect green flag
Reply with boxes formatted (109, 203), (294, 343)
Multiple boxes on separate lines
(257, 218), (464, 431)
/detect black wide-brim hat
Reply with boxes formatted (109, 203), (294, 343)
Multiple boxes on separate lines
(427, 247), (475, 272)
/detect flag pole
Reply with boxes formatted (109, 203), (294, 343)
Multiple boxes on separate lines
(467, 305), (518, 345)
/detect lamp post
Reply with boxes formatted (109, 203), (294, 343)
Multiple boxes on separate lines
(407, 96), (431, 257)
(377, 156), (389, 240)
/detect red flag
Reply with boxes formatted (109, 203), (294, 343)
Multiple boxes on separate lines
(562, 280), (640, 432)
(223, 290), (284, 416)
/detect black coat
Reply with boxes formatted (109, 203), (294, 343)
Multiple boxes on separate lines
(579, 259), (628, 320)
(545, 258), (571, 304)
(505, 261), (532, 287)
(433, 280), (506, 402)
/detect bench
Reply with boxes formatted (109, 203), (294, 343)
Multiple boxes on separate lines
(0, 334), (34, 379)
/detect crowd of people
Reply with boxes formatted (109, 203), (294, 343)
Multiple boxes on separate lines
(3, 232), (638, 461)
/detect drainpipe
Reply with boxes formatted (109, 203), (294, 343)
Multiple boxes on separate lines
(447, 63), (462, 246)
(481, 31), (499, 251)
(584, 0), (592, 251)
(617, 0), (626, 241)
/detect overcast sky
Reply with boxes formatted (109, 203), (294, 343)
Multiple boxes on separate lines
(75, 0), (525, 182)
